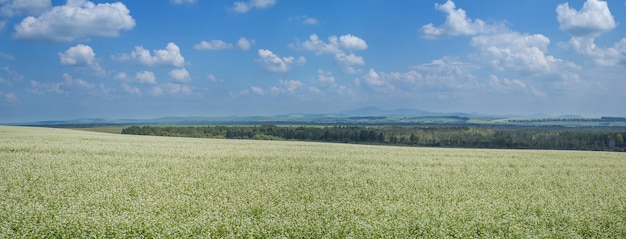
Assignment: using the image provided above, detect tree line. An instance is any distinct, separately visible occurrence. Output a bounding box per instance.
[121,125,626,152]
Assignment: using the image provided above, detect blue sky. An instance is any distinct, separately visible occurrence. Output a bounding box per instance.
[1,0,626,122]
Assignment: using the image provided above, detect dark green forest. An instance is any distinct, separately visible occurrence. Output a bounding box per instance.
[121,125,626,152]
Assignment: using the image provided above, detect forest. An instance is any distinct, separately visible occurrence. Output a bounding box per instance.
[121,125,626,152]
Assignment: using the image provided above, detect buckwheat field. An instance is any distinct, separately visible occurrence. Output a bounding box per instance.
[1,126,625,238]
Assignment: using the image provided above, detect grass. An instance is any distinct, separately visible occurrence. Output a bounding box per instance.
[1,126,625,238]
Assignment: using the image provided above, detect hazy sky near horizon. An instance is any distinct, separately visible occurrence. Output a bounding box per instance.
[1,0,626,122]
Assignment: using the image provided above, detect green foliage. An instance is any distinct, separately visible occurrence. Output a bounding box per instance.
[2,126,626,238]
[122,125,626,151]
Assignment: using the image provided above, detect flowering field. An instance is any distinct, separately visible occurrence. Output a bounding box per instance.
[1,126,625,238]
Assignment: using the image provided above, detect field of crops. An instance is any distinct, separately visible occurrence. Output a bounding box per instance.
[1,126,625,238]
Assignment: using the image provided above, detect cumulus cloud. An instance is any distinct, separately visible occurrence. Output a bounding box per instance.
[557,0,615,37]
[236,37,254,50]
[271,80,303,95]
[59,44,96,66]
[317,69,336,87]
[298,34,368,55]
[354,57,483,97]
[256,49,305,72]
[250,86,264,95]
[194,38,254,51]
[58,44,103,74]
[113,72,128,81]
[487,74,545,96]
[234,80,308,97]
[2,92,18,102]
[169,68,191,82]
[136,71,157,84]
[564,37,626,66]
[194,40,233,50]
[13,0,135,42]
[314,69,351,95]
[420,0,501,39]
[231,0,276,13]
[121,83,140,95]
[28,73,97,94]
[296,34,368,73]
[0,0,51,17]
[0,88,18,103]
[471,32,563,73]
[115,42,186,67]
[293,15,318,25]
[1,66,23,82]
[62,73,95,90]
[338,34,368,51]
[150,82,192,96]
[556,0,625,66]
[170,0,196,4]
[231,86,265,96]
[28,80,63,94]
[207,74,223,83]
[334,53,365,74]
[1,52,15,61]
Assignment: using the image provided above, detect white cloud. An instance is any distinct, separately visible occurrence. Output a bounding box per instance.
[59,45,95,65]
[28,73,99,95]
[121,83,140,95]
[58,44,103,74]
[298,34,341,55]
[136,71,157,84]
[256,49,305,72]
[361,68,389,87]
[13,0,135,42]
[1,66,23,82]
[170,0,196,4]
[471,32,563,73]
[114,72,128,81]
[334,53,365,74]
[3,92,18,102]
[116,42,186,67]
[420,0,501,39]
[294,15,318,25]
[207,74,223,83]
[231,0,276,13]
[250,86,264,95]
[1,0,51,17]
[317,69,336,87]
[62,73,95,90]
[269,80,303,95]
[194,40,234,50]
[231,86,265,96]
[412,56,477,74]
[355,58,482,96]
[169,68,191,82]
[150,82,192,96]
[194,38,254,51]
[0,19,5,30]
[298,34,368,55]
[487,74,544,96]
[28,80,64,94]
[563,37,626,66]
[556,0,625,66]
[339,34,368,51]
[557,0,615,37]
[0,89,18,103]
[296,34,368,73]
[0,52,15,61]
[236,37,254,50]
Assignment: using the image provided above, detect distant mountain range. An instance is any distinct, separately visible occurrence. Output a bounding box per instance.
[5,107,625,127]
